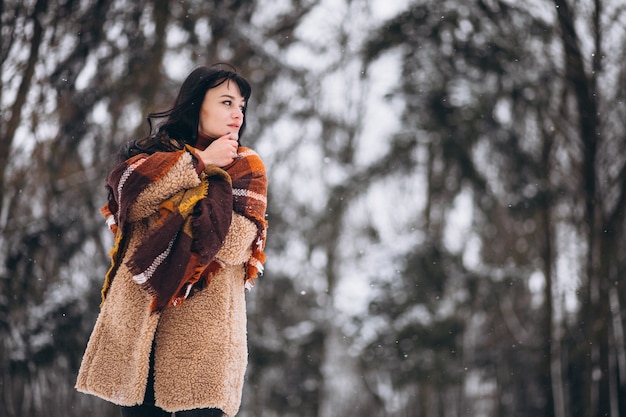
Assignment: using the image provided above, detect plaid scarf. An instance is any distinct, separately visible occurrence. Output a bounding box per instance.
[100,147,267,312]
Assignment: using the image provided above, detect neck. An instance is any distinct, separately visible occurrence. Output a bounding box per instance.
[196,131,216,150]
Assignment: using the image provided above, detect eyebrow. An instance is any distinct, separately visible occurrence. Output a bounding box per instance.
[219,94,246,104]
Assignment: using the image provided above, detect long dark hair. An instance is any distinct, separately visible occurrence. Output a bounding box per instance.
[121,63,252,160]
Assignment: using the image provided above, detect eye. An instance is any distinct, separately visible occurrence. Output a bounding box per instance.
[223,100,232,106]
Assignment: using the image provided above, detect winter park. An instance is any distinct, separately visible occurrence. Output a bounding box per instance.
[2,0,626,416]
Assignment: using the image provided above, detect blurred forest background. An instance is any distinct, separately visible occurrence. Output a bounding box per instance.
[2,0,626,416]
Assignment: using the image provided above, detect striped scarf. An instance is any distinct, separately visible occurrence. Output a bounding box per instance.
[100,147,267,312]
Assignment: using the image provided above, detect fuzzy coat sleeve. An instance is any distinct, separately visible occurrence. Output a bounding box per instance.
[126,152,203,222]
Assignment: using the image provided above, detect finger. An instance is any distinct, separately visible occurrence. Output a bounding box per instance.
[217,133,232,141]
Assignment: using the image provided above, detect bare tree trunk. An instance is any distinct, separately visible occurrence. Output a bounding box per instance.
[0,0,46,217]
[553,1,610,416]
[538,117,560,417]
[542,196,565,417]
[551,320,566,417]
[609,287,626,387]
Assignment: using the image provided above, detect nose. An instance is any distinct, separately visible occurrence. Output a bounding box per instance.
[233,107,243,120]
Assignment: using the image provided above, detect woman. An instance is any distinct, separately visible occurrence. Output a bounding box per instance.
[76,64,268,417]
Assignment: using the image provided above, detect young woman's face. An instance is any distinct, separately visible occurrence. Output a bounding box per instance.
[198,81,245,140]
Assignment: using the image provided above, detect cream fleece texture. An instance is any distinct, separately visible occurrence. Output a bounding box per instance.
[76,156,257,416]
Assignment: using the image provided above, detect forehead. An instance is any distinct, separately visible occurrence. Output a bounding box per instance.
[205,80,244,100]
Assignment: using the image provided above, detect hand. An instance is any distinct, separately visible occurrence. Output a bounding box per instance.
[196,133,239,167]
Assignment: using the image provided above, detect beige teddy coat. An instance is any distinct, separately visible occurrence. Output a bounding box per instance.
[76,153,258,416]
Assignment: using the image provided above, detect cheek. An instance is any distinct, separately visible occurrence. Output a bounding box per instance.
[199,108,212,125]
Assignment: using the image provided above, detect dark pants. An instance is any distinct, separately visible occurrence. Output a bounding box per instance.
[121,343,223,417]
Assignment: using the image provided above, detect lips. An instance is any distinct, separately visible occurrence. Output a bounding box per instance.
[228,124,241,130]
